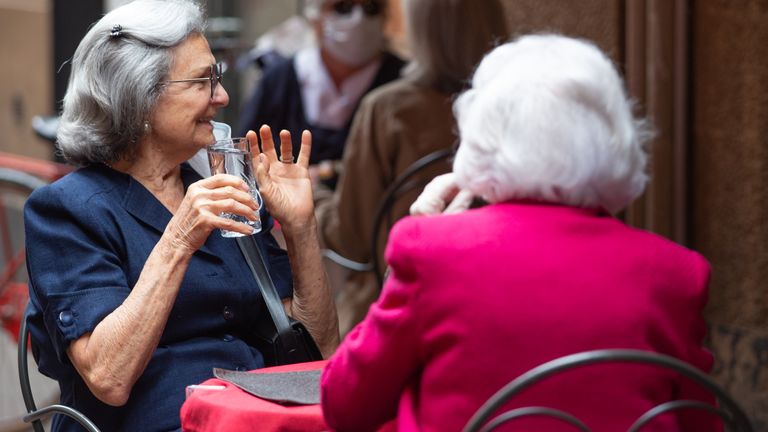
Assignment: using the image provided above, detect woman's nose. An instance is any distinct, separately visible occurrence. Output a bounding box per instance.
[212,82,229,106]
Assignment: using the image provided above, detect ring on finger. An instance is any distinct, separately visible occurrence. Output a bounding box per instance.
[280,155,294,163]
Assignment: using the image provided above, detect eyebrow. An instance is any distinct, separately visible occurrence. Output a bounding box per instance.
[189,64,212,76]
[169,62,211,80]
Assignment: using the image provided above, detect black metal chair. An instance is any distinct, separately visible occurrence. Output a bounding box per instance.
[369,148,454,287]
[463,349,753,432]
[18,304,101,432]
[321,148,454,284]
[320,248,373,272]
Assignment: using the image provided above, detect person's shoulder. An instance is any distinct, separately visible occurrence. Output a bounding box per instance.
[363,78,410,102]
[361,78,445,114]
[258,55,297,83]
[622,221,711,283]
[383,207,504,279]
[619,217,707,261]
[28,164,124,209]
[388,206,495,251]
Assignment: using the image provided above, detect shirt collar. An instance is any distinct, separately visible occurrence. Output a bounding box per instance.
[294,47,382,130]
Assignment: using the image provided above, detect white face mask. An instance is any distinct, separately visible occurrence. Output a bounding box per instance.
[321,5,385,67]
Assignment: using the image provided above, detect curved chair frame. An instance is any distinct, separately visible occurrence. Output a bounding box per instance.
[481,407,591,432]
[463,349,753,432]
[321,248,373,273]
[18,305,101,432]
[369,148,454,286]
[319,148,454,281]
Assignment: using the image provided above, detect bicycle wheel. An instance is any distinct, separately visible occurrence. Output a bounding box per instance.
[0,169,46,337]
[0,168,57,431]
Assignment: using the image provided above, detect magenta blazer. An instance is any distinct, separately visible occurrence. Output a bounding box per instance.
[321,202,716,432]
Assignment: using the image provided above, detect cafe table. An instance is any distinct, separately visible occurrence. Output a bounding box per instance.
[180,360,395,432]
[181,360,328,432]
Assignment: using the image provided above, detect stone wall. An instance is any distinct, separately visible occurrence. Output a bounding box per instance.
[0,1,54,159]
[691,0,768,428]
[501,0,622,59]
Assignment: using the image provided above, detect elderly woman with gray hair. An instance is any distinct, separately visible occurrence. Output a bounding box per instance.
[321,34,717,432]
[23,1,338,431]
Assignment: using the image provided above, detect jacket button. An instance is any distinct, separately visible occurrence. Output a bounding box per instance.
[223,306,235,321]
[58,310,74,326]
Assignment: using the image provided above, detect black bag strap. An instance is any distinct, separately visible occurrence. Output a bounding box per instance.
[236,235,301,347]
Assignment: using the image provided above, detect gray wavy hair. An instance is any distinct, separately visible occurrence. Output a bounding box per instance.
[453,34,651,213]
[57,0,206,166]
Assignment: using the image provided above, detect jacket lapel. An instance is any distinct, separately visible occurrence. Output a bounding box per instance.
[122,165,219,257]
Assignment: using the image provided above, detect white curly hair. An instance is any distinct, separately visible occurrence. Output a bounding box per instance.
[453,34,652,213]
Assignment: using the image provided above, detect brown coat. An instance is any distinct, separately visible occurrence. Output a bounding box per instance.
[317,78,456,263]
[315,78,456,332]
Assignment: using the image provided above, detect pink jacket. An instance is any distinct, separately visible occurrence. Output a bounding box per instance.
[321,202,715,432]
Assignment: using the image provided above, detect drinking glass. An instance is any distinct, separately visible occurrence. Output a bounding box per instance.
[207,137,263,237]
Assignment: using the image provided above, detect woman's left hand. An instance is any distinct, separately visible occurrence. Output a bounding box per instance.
[248,126,315,231]
[249,126,340,355]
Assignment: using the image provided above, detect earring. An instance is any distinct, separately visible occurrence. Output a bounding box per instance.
[143,121,151,132]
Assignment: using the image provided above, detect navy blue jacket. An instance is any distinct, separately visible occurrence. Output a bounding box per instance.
[24,163,292,431]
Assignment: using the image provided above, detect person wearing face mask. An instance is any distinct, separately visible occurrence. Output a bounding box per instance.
[236,0,405,189]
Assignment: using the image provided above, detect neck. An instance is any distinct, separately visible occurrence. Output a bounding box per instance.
[320,48,379,89]
[111,140,186,211]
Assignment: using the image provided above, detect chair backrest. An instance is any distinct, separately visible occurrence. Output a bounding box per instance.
[17,305,43,432]
[18,304,101,432]
[369,148,454,287]
[463,349,753,432]
[320,148,453,281]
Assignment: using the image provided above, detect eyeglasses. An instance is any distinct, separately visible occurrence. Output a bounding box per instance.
[329,0,384,17]
[162,62,223,100]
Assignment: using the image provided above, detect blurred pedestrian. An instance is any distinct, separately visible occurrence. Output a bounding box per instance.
[236,0,405,188]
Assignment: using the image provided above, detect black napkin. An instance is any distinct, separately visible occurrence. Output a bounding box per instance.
[213,368,322,405]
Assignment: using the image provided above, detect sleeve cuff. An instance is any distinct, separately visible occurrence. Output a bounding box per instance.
[43,286,130,363]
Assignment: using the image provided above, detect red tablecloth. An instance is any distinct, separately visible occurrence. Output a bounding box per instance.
[181,360,330,432]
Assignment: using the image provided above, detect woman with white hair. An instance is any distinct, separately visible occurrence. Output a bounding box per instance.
[24,1,338,430]
[320,34,717,431]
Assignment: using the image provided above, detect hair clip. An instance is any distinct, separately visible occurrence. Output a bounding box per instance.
[110,24,123,38]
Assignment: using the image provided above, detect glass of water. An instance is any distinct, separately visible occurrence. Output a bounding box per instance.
[206,137,263,237]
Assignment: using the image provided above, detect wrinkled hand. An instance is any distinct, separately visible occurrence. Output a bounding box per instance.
[410,173,475,216]
[248,126,315,231]
[164,175,259,252]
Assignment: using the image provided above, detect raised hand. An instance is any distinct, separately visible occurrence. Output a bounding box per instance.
[247,125,315,231]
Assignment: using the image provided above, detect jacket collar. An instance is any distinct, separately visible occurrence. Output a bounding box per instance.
[120,163,218,257]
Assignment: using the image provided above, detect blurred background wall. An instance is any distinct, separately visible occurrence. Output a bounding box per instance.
[0,0,765,427]
[0,0,52,160]
[691,1,768,424]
